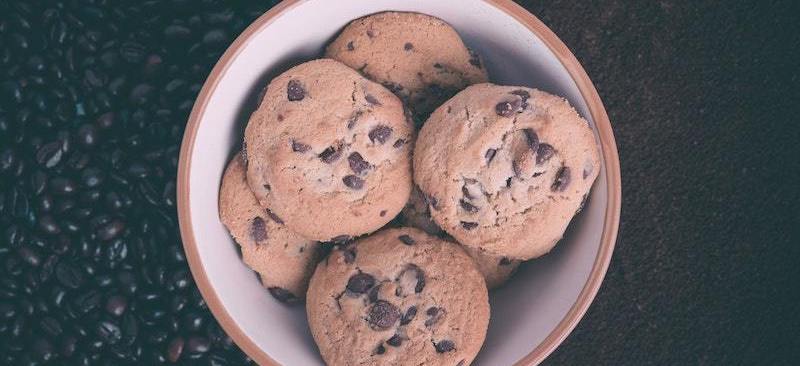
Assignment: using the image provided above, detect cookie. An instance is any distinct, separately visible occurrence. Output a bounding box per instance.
[244,59,413,242]
[326,11,489,124]
[399,187,520,289]
[413,84,601,260]
[218,153,319,303]
[306,228,489,366]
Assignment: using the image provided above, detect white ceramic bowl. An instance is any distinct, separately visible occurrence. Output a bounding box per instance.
[178,1,621,365]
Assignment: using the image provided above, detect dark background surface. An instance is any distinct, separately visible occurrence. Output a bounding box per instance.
[0,1,798,365]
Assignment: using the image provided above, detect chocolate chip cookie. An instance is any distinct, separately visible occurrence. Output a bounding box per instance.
[398,187,520,289]
[326,11,489,125]
[218,153,319,303]
[306,228,489,366]
[244,59,413,242]
[413,84,601,260]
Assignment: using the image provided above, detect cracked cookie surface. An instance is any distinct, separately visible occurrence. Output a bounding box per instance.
[398,187,520,289]
[413,84,601,260]
[244,59,413,241]
[218,153,319,302]
[326,11,489,125]
[306,227,489,366]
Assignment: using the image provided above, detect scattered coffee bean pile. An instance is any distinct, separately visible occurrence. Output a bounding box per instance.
[0,1,279,364]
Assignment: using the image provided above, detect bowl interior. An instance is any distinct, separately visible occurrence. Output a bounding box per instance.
[181,0,611,364]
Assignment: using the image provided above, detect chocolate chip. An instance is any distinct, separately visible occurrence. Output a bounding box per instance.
[468,48,482,69]
[366,29,375,38]
[459,199,478,213]
[387,335,402,347]
[510,89,530,108]
[368,284,381,302]
[347,273,375,294]
[365,94,381,105]
[347,110,363,129]
[393,139,405,148]
[277,114,284,121]
[398,235,415,245]
[286,79,305,101]
[342,175,364,189]
[367,301,400,330]
[425,307,444,327]
[583,164,593,179]
[291,140,310,153]
[348,152,370,175]
[401,306,417,325]
[495,99,522,117]
[342,247,356,264]
[433,63,443,69]
[375,344,386,355]
[485,149,497,164]
[435,340,456,353]
[266,209,284,225]
[368,125,393,144]
[250,217,267,242]
[318,145,342,163]
[523,129,539,151]
[552,166,571,192]
[506,177,513,187]
[347,41,354,51]
[499,257,512,266]
[404,42,413,51]
[267,287,298,304]
[461,221,478,230]
[380,210,387,217]
[536,143,555,164]
[395,265,425,296]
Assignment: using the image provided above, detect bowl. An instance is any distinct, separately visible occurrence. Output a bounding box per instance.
[177,0,621,364]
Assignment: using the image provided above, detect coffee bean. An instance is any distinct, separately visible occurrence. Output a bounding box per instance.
[536,143,555,164]
[347,273,375,294]
[343,175,365,189]
[368,125,393,144]
[435,340,456,353]
[105,295,127,317]
[96,320,122,344]
[368,300,400,330]
[49,177,76,195]
[552,166,571,192]
[267,287,298,304]
[36,141,64,168]
[287,79,305,101]
[186,336,211,355]
[166,337,184,362]
[398,234,415,245]
[348,152,370,175]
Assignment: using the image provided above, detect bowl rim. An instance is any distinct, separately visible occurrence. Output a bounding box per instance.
[177,1,621,365]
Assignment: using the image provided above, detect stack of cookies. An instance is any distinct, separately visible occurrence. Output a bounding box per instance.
[219,11,599,366]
